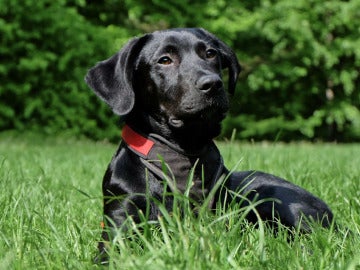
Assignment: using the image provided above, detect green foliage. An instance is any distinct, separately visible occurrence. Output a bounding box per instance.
[0,0,359,141]
[219,0,360,141]
[0,0,129,140]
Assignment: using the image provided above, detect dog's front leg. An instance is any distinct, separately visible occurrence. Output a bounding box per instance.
[96,192,153,263]
[95,157,166,264]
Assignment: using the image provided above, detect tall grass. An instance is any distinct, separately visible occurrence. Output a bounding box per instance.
[0,132,359,269]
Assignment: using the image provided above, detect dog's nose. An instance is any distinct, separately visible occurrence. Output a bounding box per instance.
[196,75,223,93]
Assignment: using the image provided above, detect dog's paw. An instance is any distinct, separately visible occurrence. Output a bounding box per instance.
[93,250,109,265]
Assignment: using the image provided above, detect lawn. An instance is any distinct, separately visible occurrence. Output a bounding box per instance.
[0,133,359,269]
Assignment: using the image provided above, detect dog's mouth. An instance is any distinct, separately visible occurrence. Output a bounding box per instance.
[168,107,227,129]
[169,117,184,128]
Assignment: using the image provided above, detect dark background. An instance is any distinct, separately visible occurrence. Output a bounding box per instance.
[1,0,359,142]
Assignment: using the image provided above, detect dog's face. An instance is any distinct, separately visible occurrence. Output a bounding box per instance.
[86,28,240,142]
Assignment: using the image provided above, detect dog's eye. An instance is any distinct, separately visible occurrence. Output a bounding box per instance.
[158,56,173,65]
[206,49,217,59]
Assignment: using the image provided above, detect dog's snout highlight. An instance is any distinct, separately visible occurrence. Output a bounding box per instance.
[196,75,223,93]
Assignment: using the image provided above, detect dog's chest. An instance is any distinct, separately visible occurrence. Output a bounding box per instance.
[143,140,223,201]
[121,125,224,202]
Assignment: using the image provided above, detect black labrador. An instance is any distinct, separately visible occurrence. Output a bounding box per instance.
[85,28,333,261]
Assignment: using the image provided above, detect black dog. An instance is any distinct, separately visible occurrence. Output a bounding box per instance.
[85,28,333,260]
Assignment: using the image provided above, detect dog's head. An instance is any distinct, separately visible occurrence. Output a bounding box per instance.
[86,28,241,143]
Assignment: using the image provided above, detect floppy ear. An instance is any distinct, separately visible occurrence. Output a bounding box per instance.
[85,35,150,115]
[217,40,242,95]
[195,28,241,95]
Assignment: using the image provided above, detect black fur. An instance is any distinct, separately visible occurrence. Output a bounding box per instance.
[85,28,333,263]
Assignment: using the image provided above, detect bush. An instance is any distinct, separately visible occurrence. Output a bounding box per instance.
[1,0,359,142]
[0,0,130,140]
[216,0,360,141]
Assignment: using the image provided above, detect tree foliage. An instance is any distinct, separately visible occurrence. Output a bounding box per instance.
[221,0,360,141]
[0,0,359,141]
[0,0,128,140]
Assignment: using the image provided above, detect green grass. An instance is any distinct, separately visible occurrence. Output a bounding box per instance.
[0,132,359,269]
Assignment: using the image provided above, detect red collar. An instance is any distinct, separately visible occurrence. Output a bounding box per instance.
[121,125,155,156]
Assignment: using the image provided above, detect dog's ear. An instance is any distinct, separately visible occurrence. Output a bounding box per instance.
[195,28,241,95]
[218,41,241,95]
[85,35,150,115]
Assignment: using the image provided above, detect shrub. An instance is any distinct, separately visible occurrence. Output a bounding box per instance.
[0,0,130,140]
[1,0,359,141]
[218,0,360,141]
